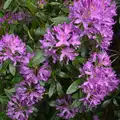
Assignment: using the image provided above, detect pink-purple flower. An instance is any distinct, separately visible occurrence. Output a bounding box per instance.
[69,0,116,49]
[0,34,26,64]
[16,80,45,106]
[40,22,81,63]
[7,95,33,120]
[79,52,119,108]
[56,95,78,119]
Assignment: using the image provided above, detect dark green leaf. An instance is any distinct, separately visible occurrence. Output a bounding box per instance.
[3,0,12,9]
[0,96,8,104]
[9,64,16,76]
[49,82,56,98]
[102,99,111,108]
[66,79,82,94]
[51,16,70,25]
[4,88,15,99]
[30,49,45,67]
[71,99,81,108]
[49,101,56,107]
[56,82,64,96]
[26,45,33,53]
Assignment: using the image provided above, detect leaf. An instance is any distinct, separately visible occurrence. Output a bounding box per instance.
[66,79,81,94]
[34,27,46,36]
[49,82,56,98]
[3,0,12,9]
[27,1,37,15]
[26,45,33,53]
[30,49,45,67]
[71,99,81,108]
[51,16,70,25]
[113,99,119,107]
[4,88,15,99]
[11,75,22,85]
[56,82,64,96]
[9,64,16,76]
[49,101,56,107]
[0,96,8,104]
[51,112,60,120]
[58,72,69,78]
[102,99,111,108]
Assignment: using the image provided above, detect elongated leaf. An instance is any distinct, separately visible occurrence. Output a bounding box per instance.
[30,49,45,67]
[9,64,16,76]
[49,82,56,98]
[3,0,12,9]
[66,79,82,94]
[56,82,64,96]
[51,16,70,25]
[4,88,15,99]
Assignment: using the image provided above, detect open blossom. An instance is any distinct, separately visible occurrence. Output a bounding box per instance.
[40,22,81,63]
[56,95,78,119]
[20,60,51,83]
[37,62,51,81]
[69,0,116,49]
[7,95,33,120]
[0,34,26,64]
[79,52,119,108]
[16,80,45,106]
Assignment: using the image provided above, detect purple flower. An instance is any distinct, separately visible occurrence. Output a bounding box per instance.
[56,95,78,119]
[93,115,99,120]
[20,59,51,83]
[79,52,119,108]
[37,62,51,81]
[16,80,45,106]
[40,22,81,63]
[7,95,33,120]
[38,0,46,5]
[60,47,78,63]
[0,34,26,65]
[69,0,116,49]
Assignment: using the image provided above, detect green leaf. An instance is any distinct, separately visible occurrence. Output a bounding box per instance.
[113,99,119,107]
[27,1,37,15]
[71,99,81,108]
[58,72,69,78]
[49,82,56,98]
[11,75,22,85]
[51,16,70,25]
[30,49,45,67]
[4,88,15,99]
[66,79,82,94]
[49,101,56,107]
[51,112,60,120]
[0,96,8,104]
[56,82,64,96]
[9,64,16,76]
[26,45,33,53]
[102,99,111,108]
[3,0,13,9]
[34,27,46,36]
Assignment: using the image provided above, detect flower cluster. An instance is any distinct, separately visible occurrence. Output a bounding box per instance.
[69,0,116,49]
[40,22,81,63]
[2,33,51,119]
[79,52,119,108]
[0,12,26,26]
[7,95,33,120]
[16,80,45,106]
[56,95,78,119]
[20,61,51,83]
[0,34,26,64]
